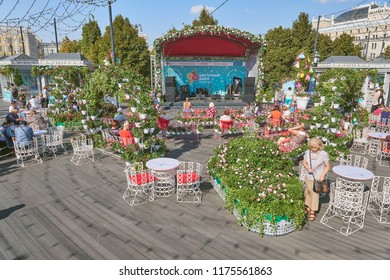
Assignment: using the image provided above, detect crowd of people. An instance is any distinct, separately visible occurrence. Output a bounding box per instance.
[1,92,52,149]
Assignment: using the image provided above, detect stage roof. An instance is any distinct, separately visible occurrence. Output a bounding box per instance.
[161,32,261,58]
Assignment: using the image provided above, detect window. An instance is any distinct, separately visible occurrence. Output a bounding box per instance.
[386,25,388,30]
[373,53,376,58]
[383,42,385,48]
[367,28,369,32]
[375,27,378,31]
[358,29,360,33]
[385,34,387,38]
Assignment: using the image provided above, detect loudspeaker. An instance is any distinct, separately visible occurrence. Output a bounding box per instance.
[165,76,176,86]
[243,77,256,101]
[244,77,255,88]
[165,85,176,102]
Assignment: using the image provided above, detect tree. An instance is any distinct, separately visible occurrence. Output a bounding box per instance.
[291,13,312,54]
[80,16,101,64]
[59,36,80,53]
[263,26,296,89]
[316,33,334,62]
[382,45,390,58]
[192,6,218,26]
[332,33,362,56]
[99,15,150,78]
[13,67,23,87]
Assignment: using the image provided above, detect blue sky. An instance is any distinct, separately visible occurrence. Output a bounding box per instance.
[0,0,374,46]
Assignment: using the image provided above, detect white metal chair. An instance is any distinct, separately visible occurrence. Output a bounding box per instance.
[339,154,369,169]
[43,129,68,157]
[320,177,369,236]
[123,162,155,206]
[176,161,202,203]
[13,138,43,167]
[70,135,94,165]
[350,128,369,154]
[376,140,390,167]
[368,176,390,223]
[30,124,40,130]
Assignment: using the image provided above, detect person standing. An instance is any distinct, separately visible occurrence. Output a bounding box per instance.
[275,89,285,107]
[302,138,331,221]
[10,83,18,101]
[372,87,382,112]
[284,87,294,107]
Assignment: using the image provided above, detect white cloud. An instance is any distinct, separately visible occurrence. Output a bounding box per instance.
[190,5,215,15]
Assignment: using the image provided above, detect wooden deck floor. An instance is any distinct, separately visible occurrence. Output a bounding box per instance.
[1,101,390,260]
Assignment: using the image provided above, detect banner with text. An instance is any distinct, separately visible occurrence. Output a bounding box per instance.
[163,60,247,95]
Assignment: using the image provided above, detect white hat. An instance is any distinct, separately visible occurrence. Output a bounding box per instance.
[117,108,123,113]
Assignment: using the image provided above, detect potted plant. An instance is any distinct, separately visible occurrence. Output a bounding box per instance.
[132,127,143,143]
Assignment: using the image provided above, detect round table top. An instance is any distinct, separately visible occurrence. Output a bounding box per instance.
[367,132,389,139]
[332,165,374,181]
[146,157,180,171]
[33,130,47,136]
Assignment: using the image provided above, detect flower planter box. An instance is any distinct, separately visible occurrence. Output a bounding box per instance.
[296,96,309,110]
[212,177,295,236]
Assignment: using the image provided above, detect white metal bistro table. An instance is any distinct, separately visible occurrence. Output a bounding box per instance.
[367,132,390,156]
[146,157,180,197]
[33,129,47,136]
[332,165,374,181]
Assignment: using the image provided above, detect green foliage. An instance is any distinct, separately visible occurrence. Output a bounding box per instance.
[99,15,150,78]
[207,136,306,232]
[192,6,218,26]
[332,33,362,57]
[316,68,365,113]
[383,45,390,59]
[80,17,102,64]
[0,65,13,77]
[59,36,80,53]
[13,68,23,87]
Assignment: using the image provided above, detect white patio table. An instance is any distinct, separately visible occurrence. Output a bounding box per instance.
[33,130,47,154]
[332,165,374,181]
[367,132,390,156]
[146,158,180,197]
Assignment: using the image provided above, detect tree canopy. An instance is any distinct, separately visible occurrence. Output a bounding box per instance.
[192,6,218,26]
[80,17,101,64]
[59,36,80,53]
[332,33,362,56]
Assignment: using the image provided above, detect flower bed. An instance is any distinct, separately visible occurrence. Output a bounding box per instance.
[208,136,305,236]
[212,176,295,236]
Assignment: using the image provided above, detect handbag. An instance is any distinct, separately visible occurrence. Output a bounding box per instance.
[309,150,329,193]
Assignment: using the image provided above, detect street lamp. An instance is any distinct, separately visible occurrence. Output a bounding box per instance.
[313,51,320,67]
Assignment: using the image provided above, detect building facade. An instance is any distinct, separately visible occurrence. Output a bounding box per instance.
[313,2,390,61]
[0,25,44,59]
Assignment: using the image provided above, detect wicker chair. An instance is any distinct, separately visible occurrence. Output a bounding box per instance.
[320,177,369,236]
[350,128,369,154]
[176,161,202,203]
[43,129,68,157]
[368,176,390,223]
[376,140,390,167]
[339,154,369,169]
[70,135,94,165]
[123,162,155,206]
[13,138,43,167]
